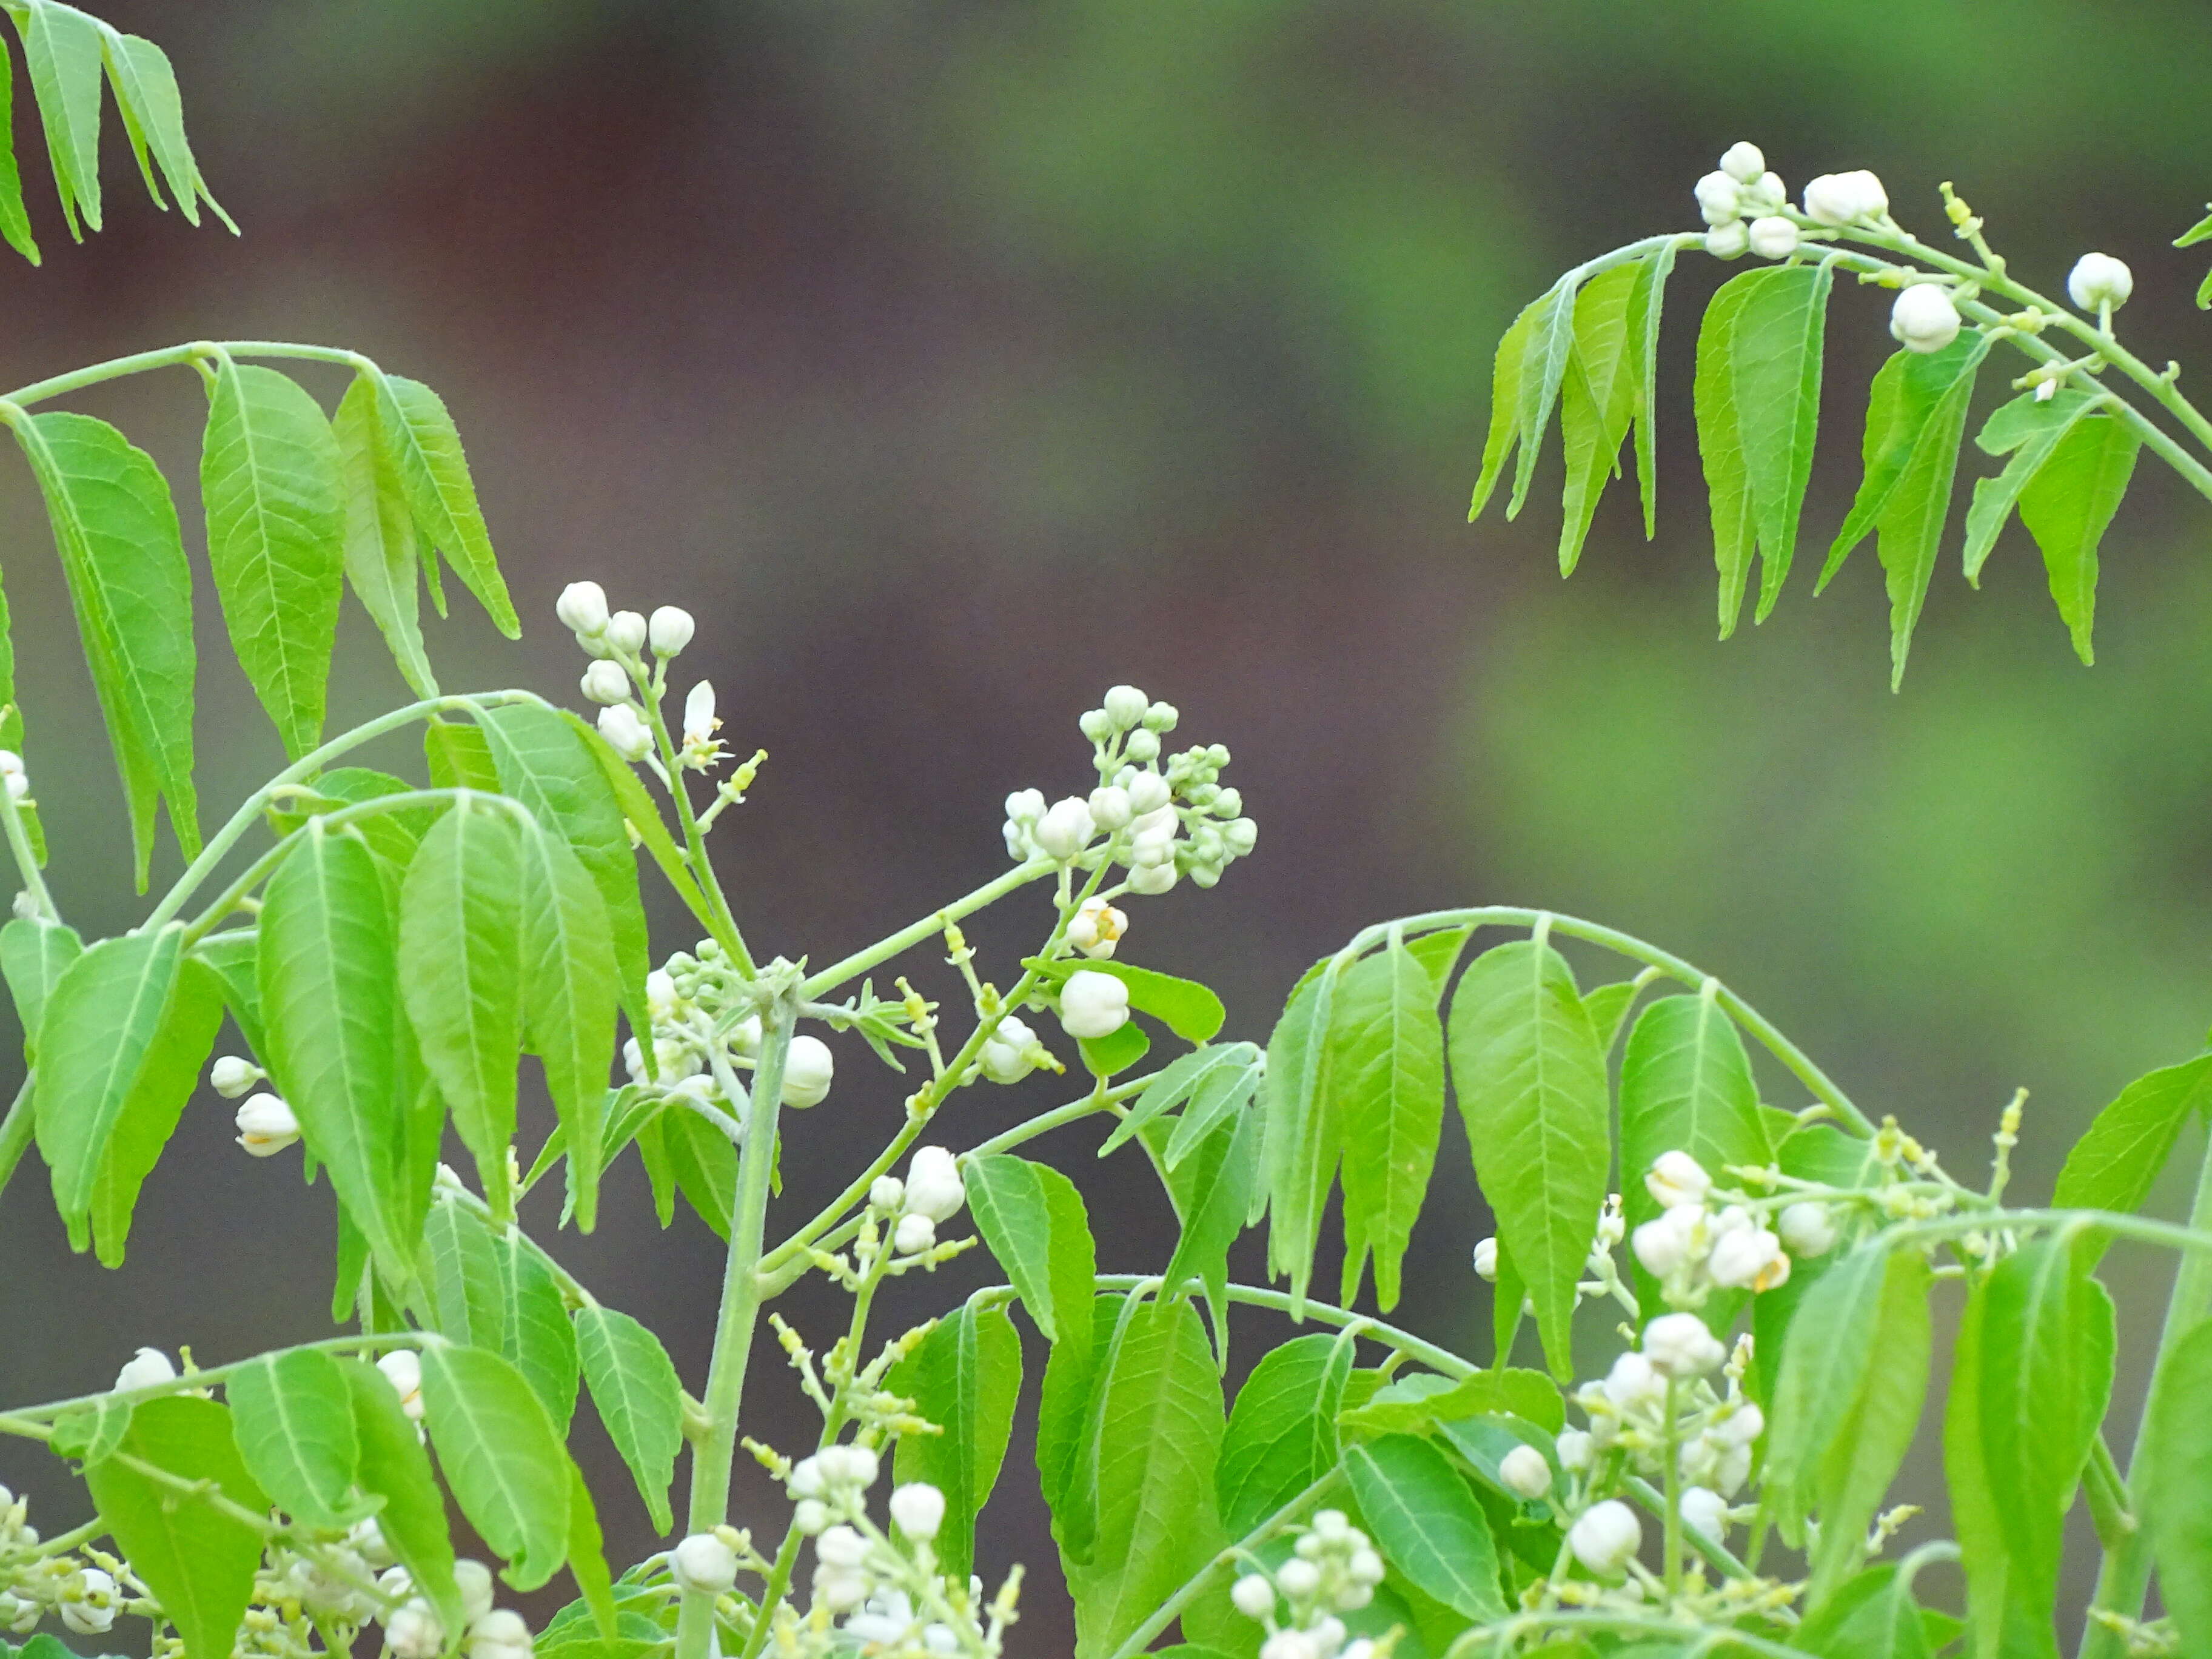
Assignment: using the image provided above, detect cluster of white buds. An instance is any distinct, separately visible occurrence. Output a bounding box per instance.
[1694,142,1792,261]
[1065,897,1127,960]
[0,751,31,804]
[234,1092,301,1158]
[1001,688,1256,896]
[281,1541,376,1623]
[1560,1323,1765,1499]
[872,1147,966,1258]
[375,1557,528,1659]
[1228,1510,1387,1659]
[626,950,837,1114]
[2068,252,2134,316]
[1056,970,1128,1042]
[1631,1151,1823,1306]
[554,582,726,776]
[0,1484,119,1638]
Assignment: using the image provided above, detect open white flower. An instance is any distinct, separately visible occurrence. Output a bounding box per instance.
[115,1347,176,1392]
[235,1092,301,1157]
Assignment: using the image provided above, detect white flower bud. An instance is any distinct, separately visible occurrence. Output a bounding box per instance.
[731,1016,761,1057]
[2068,252,2133,313]
[1631,1205,1698,1279]
[1748,216,1799,260]
[468,1609,531,1659]
[1260,1634,1319,1659]
[597,703,653,763]
[787,1456,824,1498]
[1034,797,1096,862]
[605,610,648,656]
[1079,708,1114,743]
[1472,1236,1499,1281]
[1719,142,1765,186]
[1644,1312,1728,1379]
[894,1212,937,1255]
[1567,1498,1642,1576]
[1127,860,1178,895]
[4,769,26,802]
[792,1498,828,1535]
[889,1482,946,1541]
[1555,1429,1594,1473]
[1124,728,1162,763]
[1704,221,1750,260]
[555,581,610,637]
[1803,169,1888,227]
[1058,970,1130,1040]
[1349,1545,1385,1585]
[781,1034,834,1108]
[1275,1557,1320,1600]
[1088,785,1133,832]
[1603,1349,1667,1413]
[235,1091,301,1157]
[683,681,717,746]
[1125,771,1171,815]
[580,660,631,705]
[1004,788,1045,824]
[210,1054,261,1098]
[1645,1150,1711,1210]
[378,1350,426,1420]
[1102,686,1150,728]
[115,1347,176,1392]
[649,606,696,657]
[1708,1224,1791,1291]
[1498,1443,1552,1500]
[1717,1401,1765,1447]
[870,1176,905,1212]
[1779,1201,1839,1258]
[646,969,679,1016]
[672,1533,738,1595]
[453,1560,496,1627]
[1891,284,1963,354]
[349,1517,396,1570]
[1230,1574,1276,1620]
[387,1602,444,1659]
[821,1444,879,1488]
[905,1146,966,1222]
[1741,170,1788,214]
[1680,1485,1729,1541]
[814,1566,870,1614]
[816,1525,868,1570]
[1694,170,1743,226]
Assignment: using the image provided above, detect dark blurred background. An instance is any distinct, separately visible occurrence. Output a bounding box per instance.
[5,0,2212,1642]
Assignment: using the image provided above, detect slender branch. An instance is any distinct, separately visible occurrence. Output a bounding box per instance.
[1624,1475,1750,1580]
[0,1074,35,1210]
[629,665,754,977]
[2,340,375,409]
[3,1332,428,1422]
[0,762,58,922]
[799,858,1056,1003]
[1442,1611,1816,1659]
[1090,1276,1476,1378]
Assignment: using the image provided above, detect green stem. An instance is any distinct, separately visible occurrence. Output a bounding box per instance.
[798,858,1056,1002]
[1103,1467,1347,1659]
[0,766,58,922]
[631,667,754,976]
[2,340,374,409]
[0,1074,34,1210]
[4,1331,427,1422]
[2082,1432,2135,1550]
[674,999,793,1659]
[1623,1475,1749,1580]
[1090,1276,1475,1377]
[1661,1378,1684,1596]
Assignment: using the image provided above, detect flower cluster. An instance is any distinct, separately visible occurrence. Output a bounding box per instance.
[0,1483,134,1638]
[1631,1150,1835,1307]
[1000,686,1256,896]
[622,941,839,1129]
[870,1145,968,1259]
[362,1551,531,1659]
[557,581,731,782]
[1692,142,1793,261]
[1558,1313,1765,1509]
[209,1055,307,1160]
[1227,1509,1388,1659]
[0,750,31,805]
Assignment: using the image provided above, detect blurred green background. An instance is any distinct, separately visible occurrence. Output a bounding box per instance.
[6,0,2212,1640]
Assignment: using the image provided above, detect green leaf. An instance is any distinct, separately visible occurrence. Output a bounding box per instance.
[1345,1367,1563,1439]
[962,1153,1096,1350]
[892,1301,1024,1580]
[1,913,79,1062]
[495,1231,580,1432]
[1064,1296,1227,1659]
[0,39,39,263]
[422,1201,508,1349]
[2054,1053,2212,1216]
[200,360,346,757]
[1797,1565,1934,1659]
[333,376,437,699]
[10,409,199,882]
[563,1461,618,1641]
[1446,937,1609,1379]
[1262,959,1339,1315]
[1029,955,1226,1043]
[1470,292,1540,521]
[1962,389,2099,583]
[373,374,518,637]
[400,800,525,1200]
[1039,1295,1123,1543]
[15,0,103,238]
[1555,262,1642,577]
[1618,990,1772,1315]
[1510,277,1581,518]
[260,822,416,1278]
[224,1348,366,1529]
[2139,1316,2212,1655]
[1945,1279,2059,1659]
[475,704,650,1043]
[2016,411,2139,666]
[340,1357,462,1635]
[419,1343,572,1591]
[1335,926,1450,1310]
[1819,335,1995,687]
[1101,1042,1248,1158]
[82,1397,266,1659]
[1694,272,1758,638]
[661,1103,737,1238]
[50,1394,131,1467]
[1766,1242,1896,1545]
[565,711,712,928]
[1153,1106,1262,1349]
[1805,1252,1932,1607]
[1342,1433,1507,1621]
[2179,207,2212,248]
[1978,1231,2115,1613]
[1215,1332,1349,1535]
[576,1305,683,1534]
[190,928,263,1054]
[1164,1042,1264,1168]
[1079,1019,1150,1078]
[96,26,229,229]
[1627,241,1677,538]
[518,821,618,1232]
[427,717,501,793]
[272,766,434,871]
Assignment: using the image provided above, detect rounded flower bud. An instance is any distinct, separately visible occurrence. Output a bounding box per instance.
[648,606,696,657]
[1230,1573,1276,1620]
[821,1444,879,1489]
[1102,686,1150,728]
[1222,814,1258,856]
[1275,1557,1320,1600]
[1748,215,1799,260]
[1472,1236,1499,1281]
[1603,1349,1667,1414]
[780,1034,834,1109]
[792,1498,828,1535]
[1740,170,1788,215]
[1719,142,1765,186]
[1891,284,1963,354]
[1059,970,1130,1041]
[1779,1201,1839,1258]
[814,1566,870,1614]
[1079,708,1114,743]
[1124,771,1171,816]
[387,1601,444,1659]
[210,1054,261,1098]
[555,581,610,637]
[1708,1224,1791,1292]
[1087,785,1133,833]
[1124,728,1162,764]
[468,1609,532,1659]
[2068,251,2134,313]
[1631,1206,1698,1279]
[1645,1150,1711,1210]
[672,1533,739,1595]
[1704,221,1750,260]
[1567,1498,1643,1576]
[596,703,653,763]
[349,1516,397,1570]
[978,1014,1038,1085]
[1127,860,1178,896]
[580,660,631,706]
[905,1145,966,1222]
[605,610,648,656]
[1143,699,1179,732]
[1803,169,1888,227]
[816,1524,868,1571]
[1004,788,1045,825]
[452,1560,496,1627]
[115,1346,177,1392]
[1498,1443,1552,1500]
[888,1482,947,1541]
[378,1349,426,1420]
[235,1091,302,1157]
[1717,1400,1765,1447]
[1034,797,1096,862]
[1555,1428,1594,1473]
[1643,1312,1728,1379]
[1259,1637,1318,1659]
[1694,170,1742,227]
[893,1212,937,1255]
[1680,1484,1729,1541]
[868,1175,905,1212]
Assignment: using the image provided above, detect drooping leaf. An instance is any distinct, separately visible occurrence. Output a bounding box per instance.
[660,1104,737,1239]
[1470,292,1540,521]
[1446,938,1609,1378]
[1215,1333,1350,1536]
[1334,926,1451,1310]
[2054,1053,2212,1217]
[575,1304,683,1534]
[495,1231,580,1432]
[892,1301,1024,1580]
[1766,1242,1895,1544]
[517,822,618,1232]
[963,1153,1096,1352]
[1797,1564,1936,1659]
[1627,240,1678,537]
[10,409,199,882]
[1262,959,1338,1315]
[83,948,224,1267]
[15,0,104,237]
[2016,411,2139,666]
[1962,389,2101,583]
[333,376,437,699]
[340,1357,462,1634]
[1555,262,1641,577]
[419,1343,572,1591]
[200,360,347,757]
[224,1348,366,1530]
[426,717,500,793]
[563,1461,617,1641]
[1342,1433,1507,1621]
[1806,1252,1932,1607]
[1344,1367,1564,1439]
[2140,1316,2212,1655]
[373,374,518,637]
[1945,1279,2060,1659]
[190,929,263,1054]
[1102,1042,1248,1158]
[1039,1295,1123,1544]
[421,1200,508,1350]
[1,913,79,1062]
[1153,1106,1262,1351]
[1509,276,1581,518]
[1164,1042,1264,1168]
[96,26,229,229]
[0,39,38,263]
